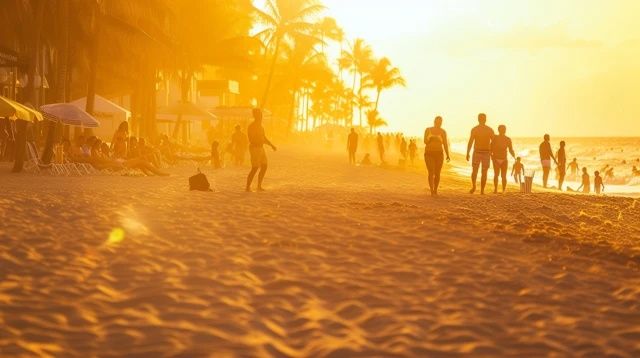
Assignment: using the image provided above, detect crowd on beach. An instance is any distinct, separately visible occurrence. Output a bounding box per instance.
[341,113,640,196]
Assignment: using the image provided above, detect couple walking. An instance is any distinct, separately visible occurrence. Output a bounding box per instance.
[422,113,515,196]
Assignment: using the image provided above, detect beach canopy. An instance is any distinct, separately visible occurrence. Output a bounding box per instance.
[40,103,100,128]
[157,101,217,122]
[0,96,43,122]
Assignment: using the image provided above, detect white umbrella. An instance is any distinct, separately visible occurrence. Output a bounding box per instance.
[40,103,100,128]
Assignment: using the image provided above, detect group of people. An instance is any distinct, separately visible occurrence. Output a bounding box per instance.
[343,113,618,197]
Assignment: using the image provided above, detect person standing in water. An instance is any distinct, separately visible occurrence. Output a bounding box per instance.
[594,171,605,194]
[246,109,276,192]
[557,141,567,191]
[491,125,516,193]
[424,116,451,196]
[577,167,590,194]
[539,134,557,188]
[568,158,579,177]
[466,113,495,194]
[347,128,358,165]
[377,133,385,164]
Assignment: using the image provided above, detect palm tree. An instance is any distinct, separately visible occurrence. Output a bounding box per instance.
[254,0,325,109]
[366,109,387,134]
[340,38,374,127]
[364,57,406,111]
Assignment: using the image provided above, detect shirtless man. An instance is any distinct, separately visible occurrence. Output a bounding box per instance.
[557,140,567,191]
[246,109,277,192]
[491,125,515,193]
[466,113,495,194]
[539,134,557,188]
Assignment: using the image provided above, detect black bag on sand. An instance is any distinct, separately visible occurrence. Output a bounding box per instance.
[189,168,213,191]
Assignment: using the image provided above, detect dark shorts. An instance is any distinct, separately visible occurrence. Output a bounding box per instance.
[425,151,444,174]
[473,151,491,169]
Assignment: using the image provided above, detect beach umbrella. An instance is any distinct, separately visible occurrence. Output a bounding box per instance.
[40,103,100,128]
[0,96,43,122]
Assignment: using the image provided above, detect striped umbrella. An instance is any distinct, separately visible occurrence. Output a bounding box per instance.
[40,103,100,128]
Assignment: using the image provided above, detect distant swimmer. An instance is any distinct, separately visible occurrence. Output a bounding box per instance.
[605,166,615,181]
[577,167,590,194]
[491,124,516,193]
[466,113,495,194]
[246,109,277,192]
[557,140,567,191]
[377,132,385,164]
[594,171,605,194]
[512,157,525,184]
[424,116,451,197]
[568,158,579,176]
[347,128,358,165]
[633,166,640,177]
[538,134,557,188]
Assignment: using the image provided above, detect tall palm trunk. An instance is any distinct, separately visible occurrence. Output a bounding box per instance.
[374,88,381,112]
[260,35,282,110]
[13,0,46,173]
[85,1,101,136]
[42,0,70,164]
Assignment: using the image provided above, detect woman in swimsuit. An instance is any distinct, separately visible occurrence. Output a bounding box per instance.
[424,116,451,196]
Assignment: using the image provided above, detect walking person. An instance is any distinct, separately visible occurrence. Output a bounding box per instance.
[246,109,277,192]
[377,133,385,164]
[424,116,450,196]
[231,125,247,166]
[347,128,358,165]
[466,113,495,194]
[408,139,417,166]
[491,125,515,193]
[539,134,557,188]
[557,141,567,191]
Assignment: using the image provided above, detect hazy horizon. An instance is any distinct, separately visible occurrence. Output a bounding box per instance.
[323,0,640,138]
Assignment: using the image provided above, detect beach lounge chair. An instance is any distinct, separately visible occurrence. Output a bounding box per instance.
[24,142,67,175]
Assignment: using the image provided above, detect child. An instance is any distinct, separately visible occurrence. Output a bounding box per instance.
[577,167,590,194]
[211,141,221,169]
[511,157,525,184]
[594,171,605,194]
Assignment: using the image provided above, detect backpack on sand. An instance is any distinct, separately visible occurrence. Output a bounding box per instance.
[189,168,213,191]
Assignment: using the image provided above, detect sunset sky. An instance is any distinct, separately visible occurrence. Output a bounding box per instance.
[322,0,640,138]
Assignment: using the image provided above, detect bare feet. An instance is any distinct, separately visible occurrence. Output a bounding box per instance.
[245,187,252,192]
[469,186,476,194]
[257,187,265,192]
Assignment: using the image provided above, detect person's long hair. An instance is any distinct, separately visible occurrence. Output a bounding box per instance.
[117,121,129,134]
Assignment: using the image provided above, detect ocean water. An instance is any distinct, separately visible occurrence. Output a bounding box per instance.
[450,137,640,196]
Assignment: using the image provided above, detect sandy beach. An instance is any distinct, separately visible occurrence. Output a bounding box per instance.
[1,147,640,357]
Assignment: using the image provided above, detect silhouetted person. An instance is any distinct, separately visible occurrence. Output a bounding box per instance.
[633,166,640,177]
[347,128,358,165]
[466,113,495,194]
[377,133,385,163]
[400,136,408,159]
[568,158,579,176]
[424,116,450,196]
[594,171,605,194]
[557,140,567,191]
[231,125,247,165]
[605,166,614,181]
[211,141,221,169]
[577,167,590,194]
[408,139,417,165]
[491,124,515,193]
[512,157,525,184]
[246,109,276,192]
[539,134,557,188]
